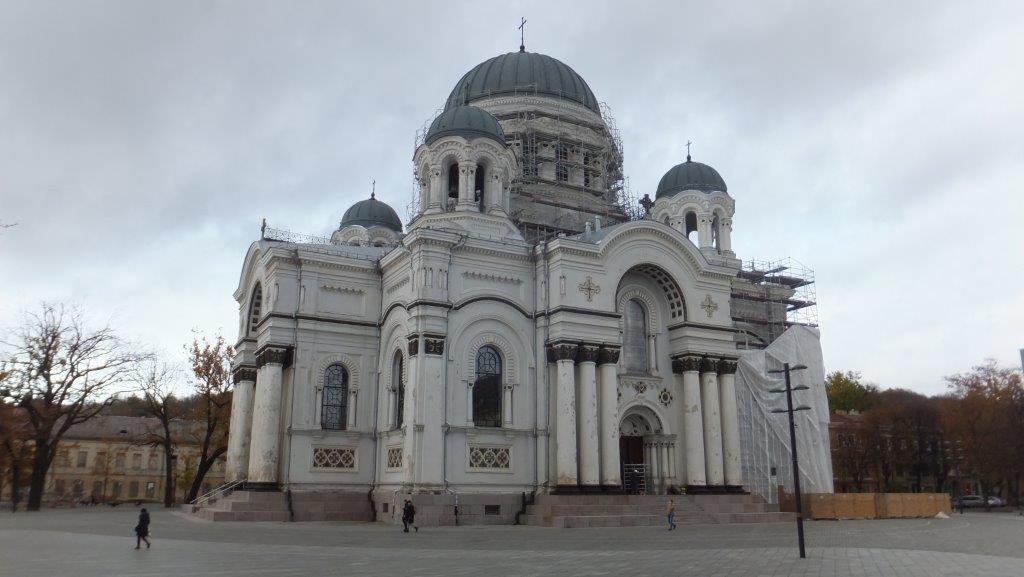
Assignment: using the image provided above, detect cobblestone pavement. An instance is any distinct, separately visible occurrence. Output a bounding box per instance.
[1,508,1023,576]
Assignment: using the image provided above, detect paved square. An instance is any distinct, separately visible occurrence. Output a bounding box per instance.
[1,508,1023,576]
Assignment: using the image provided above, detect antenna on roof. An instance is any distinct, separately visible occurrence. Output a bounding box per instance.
[371,179,376,199]
[518,17,527,52]
[686,140,692,162]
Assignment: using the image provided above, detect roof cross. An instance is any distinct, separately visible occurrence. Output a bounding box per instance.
[371,179,375,199]
[686,140,692,162]
[518,17,527,52]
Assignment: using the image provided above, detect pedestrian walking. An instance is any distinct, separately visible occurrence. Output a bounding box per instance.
[402,499,418,533]
[134,508,151,549]
[666,498,677,531]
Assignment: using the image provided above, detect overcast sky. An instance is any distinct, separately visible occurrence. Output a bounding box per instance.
[1,1,1022,395]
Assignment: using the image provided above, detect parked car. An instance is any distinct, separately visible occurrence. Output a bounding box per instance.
[987,496,1006,507]
[953,495,986,508]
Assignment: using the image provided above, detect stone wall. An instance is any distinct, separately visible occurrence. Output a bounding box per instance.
[779,489,952,519]
[372,491,524,526]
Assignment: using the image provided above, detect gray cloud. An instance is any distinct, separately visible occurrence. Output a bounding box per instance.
[1,0,1022,394]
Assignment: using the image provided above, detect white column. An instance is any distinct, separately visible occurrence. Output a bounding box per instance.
[659,441,670,489]
[643,440,654,490]
[456,162,474,210]
[226,369,256,482]
[247,348,288,485]
[502,383,513,427]
[426,165,443,213]
[553,344,579,487]
[598,347,621,487]
[675,357,706,486]
[719,360,743,487]
[720,217,733,254]
[577,345,600,488]
[647,333,658,374]
[697,213,712,248]
[666,440,677,485]
[347,389,357,430]
[485,172,503,214]
[701,358,725,486]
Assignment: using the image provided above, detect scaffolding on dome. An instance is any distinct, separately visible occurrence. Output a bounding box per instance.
[731,257,818,349]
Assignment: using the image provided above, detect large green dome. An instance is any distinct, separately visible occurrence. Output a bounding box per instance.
[445,51,600,113]
[340,194,402,232]
[425,105,506,145]
[655,158,728,198]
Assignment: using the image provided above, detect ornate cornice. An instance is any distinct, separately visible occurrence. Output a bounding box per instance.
[462,270,523,285]
[321,284,366,294]
[598,346,621,365]
[256,346,292,369]
[232,366,257,384]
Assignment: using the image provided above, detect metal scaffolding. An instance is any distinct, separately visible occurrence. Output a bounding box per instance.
[732,257,818,349]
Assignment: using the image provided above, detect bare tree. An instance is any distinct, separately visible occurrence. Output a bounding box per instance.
[182,333,232,503]
[0,303,145,511]
[137,360,181,507]
[0,399,33,512]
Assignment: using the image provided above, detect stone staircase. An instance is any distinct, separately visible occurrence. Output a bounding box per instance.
[191,490,373,522]
[521,493,795,528]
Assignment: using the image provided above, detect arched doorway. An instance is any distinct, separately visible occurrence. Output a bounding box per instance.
[619,410,660,494]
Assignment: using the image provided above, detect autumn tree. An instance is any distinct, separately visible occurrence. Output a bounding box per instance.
[0,304,145,510]
[137,360,181,507]
[825,371,879,413]
[182,333,233,503]
[0,399,34,511]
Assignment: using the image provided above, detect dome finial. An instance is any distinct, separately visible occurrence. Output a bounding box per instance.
[518,17,527,52]
[371,179,375,199]
[686,140,692,162]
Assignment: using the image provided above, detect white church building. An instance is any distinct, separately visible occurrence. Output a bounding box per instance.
[216,47,833,526]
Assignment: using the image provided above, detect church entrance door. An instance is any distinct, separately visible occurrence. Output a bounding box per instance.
[619,412,655,494]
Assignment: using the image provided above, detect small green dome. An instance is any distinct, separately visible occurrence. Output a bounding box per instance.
[340,194,402,232]
[655,158,728,198]
[425,105,506,146]
[445,51,600,113]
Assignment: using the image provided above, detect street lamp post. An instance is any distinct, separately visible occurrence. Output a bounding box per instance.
[768,362,812,559]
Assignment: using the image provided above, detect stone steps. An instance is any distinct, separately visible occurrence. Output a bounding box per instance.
[190,490,373,522]
[522,493,793,528]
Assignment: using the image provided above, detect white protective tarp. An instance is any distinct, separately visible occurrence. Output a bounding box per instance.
[735,325,834,503]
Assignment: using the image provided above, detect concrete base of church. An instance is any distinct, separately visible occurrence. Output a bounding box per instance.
[241,482,280,492]
[522,493,792,528]
[192,489,373,522]
[685,485,747,495]
[372,491,523,527]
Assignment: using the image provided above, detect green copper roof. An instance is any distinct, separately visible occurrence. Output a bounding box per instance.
[425,105,506,146]
[340,194,403,232]
[655,158,728,198]
[445,51,600,113]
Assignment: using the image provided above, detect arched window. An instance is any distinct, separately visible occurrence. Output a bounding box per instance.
[392,351,404,429]
[321,364,348,430]
[447,163,459,200]
[684,212,698,244]
[711,214,721,251]
[623,299,648,374]
[247,284,262,336]
[474,163,486,209]
[473,346,502,428]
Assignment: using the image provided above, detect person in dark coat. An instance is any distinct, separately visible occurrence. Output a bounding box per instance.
[134,508,151,549]
[401,499,417,533]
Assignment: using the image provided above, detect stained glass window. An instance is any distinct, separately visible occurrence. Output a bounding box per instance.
[473,346,502,428]
[322,364,348,430]
[623,299,648,374]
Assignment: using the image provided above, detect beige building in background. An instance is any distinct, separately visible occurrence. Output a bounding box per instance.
[3,415,226,506]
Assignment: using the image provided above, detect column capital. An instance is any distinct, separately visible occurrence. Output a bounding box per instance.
[700,357,719,374]
[255,346,291,369]
[424,334,445,356]
[578,344,600,364]
[597,345,620,365]
[547,342,579,362]
[672,355,702,374]
[718,359,738,375]
[232,366,258,384]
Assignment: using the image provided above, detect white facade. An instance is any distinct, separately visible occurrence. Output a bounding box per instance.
[224,49,828,507]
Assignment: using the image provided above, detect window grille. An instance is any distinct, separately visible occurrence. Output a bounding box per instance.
[468,445,511,469]
[312,446,356,469]
[386,446,403,469]
[322,364,348,430]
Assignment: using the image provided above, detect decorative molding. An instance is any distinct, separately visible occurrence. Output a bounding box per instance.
[462,270,523,285]
[311,446,357,471]
[548,342,579,363]
[672,355,702,374]
[578,276,601,302]
[321,284,365,294]
[616,286,660,332]
[386,446,403,470]
[701,294,719,318]
[468,444,512,471]
[578,344,600,363]
[385,275,411,295]
[658,388,673,407]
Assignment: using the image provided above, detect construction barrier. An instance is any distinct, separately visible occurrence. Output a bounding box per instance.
[778,489,952,519]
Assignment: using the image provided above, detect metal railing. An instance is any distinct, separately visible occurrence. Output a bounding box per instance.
[191,479,243,508]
